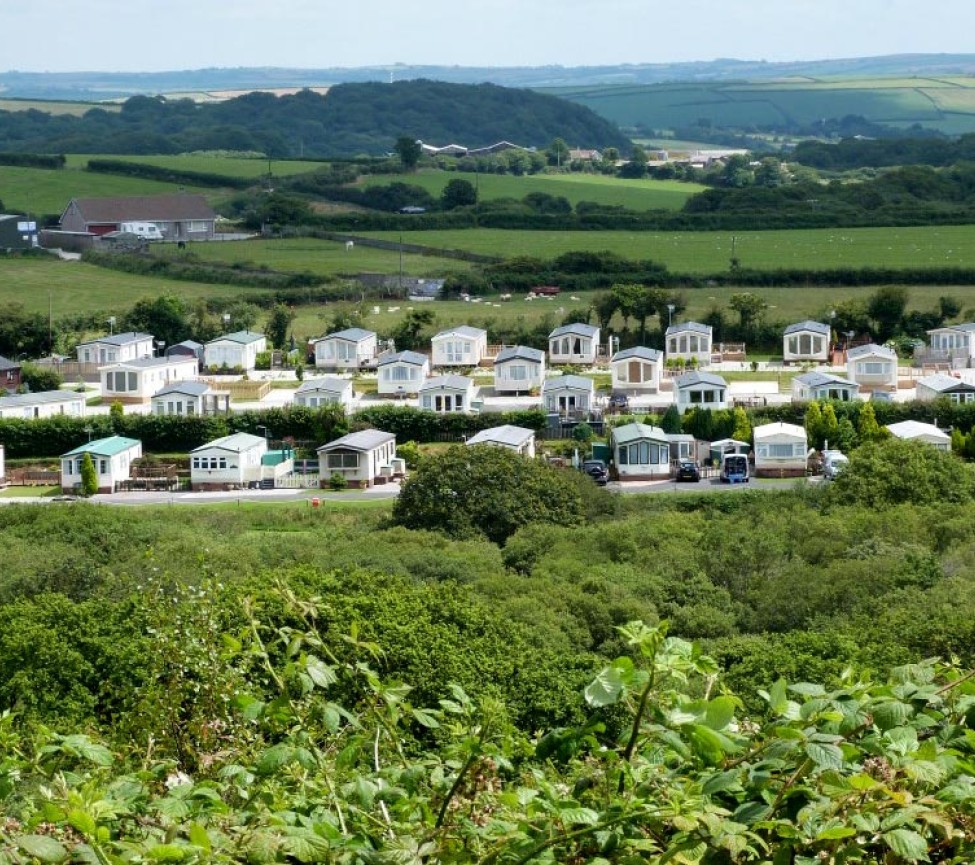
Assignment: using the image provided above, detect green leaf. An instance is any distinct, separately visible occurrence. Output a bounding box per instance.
[58,735,113,766]
[873,701,913,731]
[304,656,336,689]
[146,844,190,862]
[255,743,294,775]
[188,823,211,852]
[279,828,330,863]
[882,829,930,862]
[805,741,844,770]
[817,825,857,841]
[705,695,736,731]
[789,682,826,697]
[411,707,440,728]
[67,809,97,837]
[16,836,69,863]
[584,657,634,708]
[559,807,599,826]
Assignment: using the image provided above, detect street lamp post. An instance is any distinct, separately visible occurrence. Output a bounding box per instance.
[667,303,675,329]
[156,340,166,358]
[257,424,271,450]
[107,316,116,336]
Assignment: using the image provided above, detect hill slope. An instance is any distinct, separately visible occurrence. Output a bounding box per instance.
[0,81,630,157]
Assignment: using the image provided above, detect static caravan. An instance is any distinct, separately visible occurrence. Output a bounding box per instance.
[611,422,671,481]
[542,375,595,415]
[313,328,378,371]
[915,373,975,404]
[847,344,898,392]
[548,323,601,366]
[674,371,728,413]
[466,425,536,457]
[431,326,487,368]
[792,372,860,403]
[494,346,545,394]
[418,375,477,414]
[783,321,831,364]
[885,420,950,451]
[665,322,712,367]
[377,351,429,396]
[61,436,142,494]
[295,377,355,410]
[753,422,808,478]
[611,346,662,393]
[317,429,398,488]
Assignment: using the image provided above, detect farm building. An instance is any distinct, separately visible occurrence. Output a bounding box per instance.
[466,425,536,457]
[377,351,429,396]
[494,346,545,394]
[753,422,809,478]
[665,322,713,366]
[542,375,596,415]
[317,429,400,489]
[0,214,34,251]
[77,332,154,365]
[59,194,216,240]
[846,344,898,392]
[791,371,860,403]
[611,422,671,481]
[100,356,198,404]
[431,326,488,367]
[610,346,663,393]
[915,373,975,403]
[61,436,142,494]
[295,377,355,410]
[0,390,86,419]
[783,321,831,364]
[312,328,378,371]
[548,323,601,366]
[151,381,230,416]
[418,375,478,414]
[204,331,267,372]
[674,371,728,413]
[885,420,951,451]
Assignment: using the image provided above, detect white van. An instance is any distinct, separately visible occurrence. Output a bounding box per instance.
[822,450,849,480]
[120,221,164,241]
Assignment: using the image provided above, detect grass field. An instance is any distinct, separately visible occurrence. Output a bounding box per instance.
[359,224,975,272]
[360,170,704,211]
[63,154,328,178]
[0,98,117,116]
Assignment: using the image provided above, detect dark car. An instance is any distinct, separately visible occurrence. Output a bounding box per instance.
[608,392,629,412]
[581,459,609,485]
[675,460,701,482]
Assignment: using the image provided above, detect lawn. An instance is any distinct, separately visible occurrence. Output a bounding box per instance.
[358,224,975,272]
[359,169,704,211]
[0,486,60,498]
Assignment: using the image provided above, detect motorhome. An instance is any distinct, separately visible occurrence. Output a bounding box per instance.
[720,453,749,484]
[120,221,164,241]
[822,450,849,480]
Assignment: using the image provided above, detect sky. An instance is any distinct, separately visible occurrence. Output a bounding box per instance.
[3,0,975,73]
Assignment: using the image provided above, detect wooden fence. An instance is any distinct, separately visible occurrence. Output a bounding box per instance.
[199,378,271,401]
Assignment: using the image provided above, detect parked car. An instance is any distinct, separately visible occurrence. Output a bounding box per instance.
[608,392,629,412]
[822,449,849,480]
[581,459,609,485]
[675,459,701,482]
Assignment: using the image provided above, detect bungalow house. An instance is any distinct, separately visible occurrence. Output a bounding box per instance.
[59,194,216,241]
[791,371,861,403]
[0,356,22,391]
[61,435,141,493]
[611,346,663,393]
[431,326,488,367]
[467,425,536,457]
[312,328,378,371]
[0,389,86,419]
[204,331,267,372]
[418,375,477,414]
[190,432,267,490]
[542,375,595,415]
[753,422,808,478]
[847,344,898,391]
[665,322,713,367]
[885,420,951,451]
[548,323,601,366]
[165,340,204,367]
[100,356,199,404]
[317,429,398,488]
[295,377,355,410]
[494,345,545,394]
[915,373,975,404]
[611,422,671,481]
[151,381,230,416]
[77,332,154,365]
[926,322,975,363]
[674,371,728,413]
[377,350,429,396]
[783,321,831,364]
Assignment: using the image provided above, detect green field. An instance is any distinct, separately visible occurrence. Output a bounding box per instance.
[360,169,704,210]
[0,98,117,116]
[63,154,328,178]
[360,224,975,272]
[548,77,975,136]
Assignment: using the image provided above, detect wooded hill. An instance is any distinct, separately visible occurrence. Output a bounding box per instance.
[0,80,631,157]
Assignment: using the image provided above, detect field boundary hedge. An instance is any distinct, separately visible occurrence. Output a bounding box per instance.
[85,158,254,190]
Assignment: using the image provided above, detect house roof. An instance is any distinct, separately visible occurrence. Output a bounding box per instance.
[675,371,727,388]
[77,331,153,348]
[207,331,265,346]
[191,432,266,454]
[847,343,897,360]
[467,425,535,447]
[0,389,83,408]
[495,345,545,364]
[794,371,858,388]
[64,194,215,223]
[886,420,950,442]
[549,322,599,339]
[419,375,475,392]
[754,422,806,440]
[378,350,428,367]
[784,320,831,337]
[666,321,711,337]
[612,346,662,363]
[916,373,975,393]
[63,435,140,458]
[152,381,214,397]
[0,355,20,371]
[100,356,197,370]
[168,340,203,351]
[928,322,975,335]
[542,375,595,392]
[433,325,486,340]
[612,422,668,445]
[318,327,376,344]
[296,377,352,395]
[318,429,395,452]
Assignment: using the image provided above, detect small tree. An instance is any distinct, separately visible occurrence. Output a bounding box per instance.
[804,401,824,449]
[820,403,839,449]
[80,452,98,497]
[571,422,594,444]
[731,406,751,444]
[856,401,886,443]
[659,404,682,434]
[441,178,477,210]
[109,400,125,431]
[394,136,422,171]
[264,304,296,350]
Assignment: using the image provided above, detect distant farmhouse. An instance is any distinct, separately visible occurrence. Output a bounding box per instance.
[60,194,216,241]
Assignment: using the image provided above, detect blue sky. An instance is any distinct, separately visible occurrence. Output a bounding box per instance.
[2,0,973,72]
